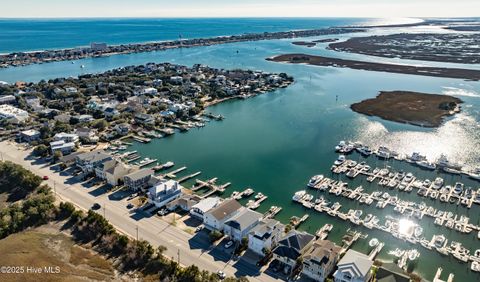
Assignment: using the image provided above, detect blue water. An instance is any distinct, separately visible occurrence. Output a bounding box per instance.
[0,17,415,53]
[0,18,479,281]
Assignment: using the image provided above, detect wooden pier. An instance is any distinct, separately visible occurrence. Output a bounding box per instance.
[166,166,187,178]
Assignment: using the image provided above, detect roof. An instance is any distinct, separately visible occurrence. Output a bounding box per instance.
[207,198,242,221]
[376,263,411,282]
[336,249,373,278]
[249,218,283,240]
[192,197,221,213]
[76,150,111,163]
[20,129,40,136]
[303,239,341,266]
[124,168,154,181]
[273,230,315,260]
[225,208,262,231]
[59,151,83,163]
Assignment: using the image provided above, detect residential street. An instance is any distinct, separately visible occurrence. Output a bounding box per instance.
[0,141,283,282]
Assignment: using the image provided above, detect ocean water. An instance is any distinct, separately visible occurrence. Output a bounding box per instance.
[0,18,479,281]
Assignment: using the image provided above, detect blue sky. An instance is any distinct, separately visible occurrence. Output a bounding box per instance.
[1,0,479,18]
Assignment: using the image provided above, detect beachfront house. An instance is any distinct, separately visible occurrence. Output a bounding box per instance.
[147,180,183,208]
[272,230,315,272]
[203,198,243,231]
[134,113,155,125]
[54,132,79,143]
[75,150,112,174]
[190,197,222,219]
[18,129,40,143]
[50,140,76,155]
[302,239,342,282]
[123,168,154,191]
[223,208,262,242]
[333,249,373,282]
[166,194,201,212]
[95,159,137,186]
[248,218,284,256]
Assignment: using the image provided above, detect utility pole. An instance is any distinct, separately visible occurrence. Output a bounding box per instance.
[103,203,106,218]
[177,249,180,264]
[136,225,139,241]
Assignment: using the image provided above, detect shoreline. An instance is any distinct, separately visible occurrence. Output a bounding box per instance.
[266,53,480,81]
[0,27,363,69]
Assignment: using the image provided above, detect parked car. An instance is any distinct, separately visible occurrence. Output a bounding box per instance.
[127,203,134,209]
[42,175,49,180]
[91,203,101,210]
[224,240,234,249]
[217,270,226,280]
[195,226,203,232]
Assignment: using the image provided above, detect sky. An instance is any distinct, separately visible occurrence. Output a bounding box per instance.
[0,0,479,18]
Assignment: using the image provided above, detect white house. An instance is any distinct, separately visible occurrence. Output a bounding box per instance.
[54,132,79,143]
[0,104,29,123]
[0,95,16,104]
[248,218,284,255]
[170,76,183,84]
[203,198,242,231]
[302,239,342,282]
[190,197,222,219]
[50,140,76,155]
[65,87,78,94]
[147,180,183,208]
[19,129,40,143]
[224,208,262,242]
[333,249,373,282]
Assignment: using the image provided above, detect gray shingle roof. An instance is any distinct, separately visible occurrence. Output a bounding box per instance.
[124,168,154,181]
[273,230,315,260]
[225,208,262,231]
[208,198,242,221]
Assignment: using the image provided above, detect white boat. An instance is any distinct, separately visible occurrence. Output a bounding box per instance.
[307,175,324,188]
[255,192,265,200]
[436,154,462,170]
[416,160,436,170]
[80,64,85,68]
[334,155,346,166]
[403,172,414,182]
[409,152,426,162]
[432,177,444,189]
[376,146,391,159]
[292,190,307,202]
[346,169,356,178]
[414,226,423,237]
[453,182,464,194]
[163,161,175,168]
[408,249,420,260]
[369,238,379,247]
[471,261,480,272]
[243,188,254,196]
[434,235,446,248]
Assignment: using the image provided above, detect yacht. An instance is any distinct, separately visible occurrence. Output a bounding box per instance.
[453,182,464,194]
[432,177,444,189]
[408,249,420,260]
[255,192,265,200]
[162,161,175,169]
[471,261,480,272]
[358,146,373,156]
[436,154,462,170]
[416,160,436,170]
[335,141,346,152]
[346,169,356,178]
[403,172,414,183]
[307,175,324,188]
[433,235,446,248]
[334,155,346,166]
[468,168,480,181]
[292,190,307,202]
[443,167,462,175]
[376,146,391,159]
[243,188,254,196]
[413,226,423,238]
[409,152,426,163]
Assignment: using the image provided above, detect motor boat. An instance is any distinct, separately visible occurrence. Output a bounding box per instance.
[453,182,464,194]
[436,154,462,170]
[292,190,307,202]
[417,160,436,170]
[376,146,391,159]
[433,235,446,248]
[414,226,423,238]
[334,155,346,166]
[369,238,379,247]
[307,175,324,188]
[403,172,414,182]
[432,177,444,189]
[409,152,426,162]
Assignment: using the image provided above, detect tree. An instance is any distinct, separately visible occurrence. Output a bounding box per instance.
[92,119,108,131]
[209,230,223,243]
[53,150,63,162]
[33,144,49,157]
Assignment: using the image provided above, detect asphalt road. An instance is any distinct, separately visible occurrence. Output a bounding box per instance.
[0,141,283,282]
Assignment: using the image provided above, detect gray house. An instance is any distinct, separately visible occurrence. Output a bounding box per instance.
[124,168,154,191]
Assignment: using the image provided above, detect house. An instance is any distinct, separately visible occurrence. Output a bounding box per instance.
[74,114,94,123]
[272,230,315,271]
[302,239,342,282]
[58,151,83,166]
[0,104,29,123]
[190,197,222,219]
[333,249,373,282]
[170,76,183,84]
[19,129,40,143]
[65,87,78,94]
[124,168,154,191]
[50,140,76,155]
[248,218,284,255]
[134,113,155,125]
[203,198,243,231]
[147,180,183,208]
[0,95,16,104]
[167,194,201,212]
[115,123,130,136]
[54,132,79,143]
[75,150,112,174]
[91,42,107,51]
[74,127,99,143]
[374,263,410,282]
[95,159,137,186]
[224,208,263,242]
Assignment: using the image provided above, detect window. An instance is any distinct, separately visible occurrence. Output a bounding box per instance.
[343,273,352,281]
